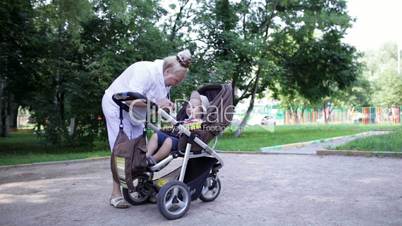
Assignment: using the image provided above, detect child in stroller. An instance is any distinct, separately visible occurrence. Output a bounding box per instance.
[145,91,210,166]
[111,84,233,220]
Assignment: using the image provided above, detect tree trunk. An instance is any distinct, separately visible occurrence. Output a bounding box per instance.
[10,107,18,129]
[68,117,76,136]
[323,103,328,124]
[0,104,8,137]
[169,0,189,42]
[58,91,65,122]
[287,108,292,124]
[327,105,334,123]
[289,105,298,124]
[234,89,256,137]
[294,108,299,124]
[234,70,261,137]
[232,79,237,105]
[8,94,18,129]
[301,106,306,123]
[232,1,278,136]
[233,2,278,136]
[0,79,9,137]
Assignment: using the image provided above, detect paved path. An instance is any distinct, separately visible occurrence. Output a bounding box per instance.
[1,154,402,226]
[261,131,390,155]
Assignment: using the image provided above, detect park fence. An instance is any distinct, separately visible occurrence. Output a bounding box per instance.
[238,104,402,125]
[282,106,401,125]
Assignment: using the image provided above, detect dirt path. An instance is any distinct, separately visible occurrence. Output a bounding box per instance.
[1,153,402,226]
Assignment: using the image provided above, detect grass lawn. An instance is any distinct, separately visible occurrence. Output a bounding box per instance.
[0,124,399,166]
[216,124,398,151]
[0,130,110,166]
[335,126,402,152]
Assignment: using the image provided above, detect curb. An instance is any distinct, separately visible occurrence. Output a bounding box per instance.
[217,150,316,156]
[0,156,110,170]
[1,151,307,170]
[316,149,402,158]
[259,131,386,152]
[217,150,262,155]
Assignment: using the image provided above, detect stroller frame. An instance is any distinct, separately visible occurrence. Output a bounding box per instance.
[147,109,224,177]
[111,84,231,220]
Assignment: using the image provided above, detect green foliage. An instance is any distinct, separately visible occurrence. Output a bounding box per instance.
[335,74,372,108]
[373,71,402,106]
[191,0,360,105]
[26,0,94,145]
[0,0,37,101]
[0,0,38,136]
[364,42,402,107]
[2,0,182,145]
[188,0,360,133]
[276,33,361,102]
[2,0,363,143]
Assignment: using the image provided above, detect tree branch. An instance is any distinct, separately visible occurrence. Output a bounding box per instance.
[169,0,190,41]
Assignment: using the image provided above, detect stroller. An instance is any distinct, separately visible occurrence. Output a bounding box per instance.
[111,84,233,220]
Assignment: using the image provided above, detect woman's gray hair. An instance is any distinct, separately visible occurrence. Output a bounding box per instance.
[163,49,192,76]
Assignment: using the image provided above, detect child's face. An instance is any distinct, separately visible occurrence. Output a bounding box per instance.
[186,98,202,118]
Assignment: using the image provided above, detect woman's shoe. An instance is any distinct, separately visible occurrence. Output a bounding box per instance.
[109,195,130,208]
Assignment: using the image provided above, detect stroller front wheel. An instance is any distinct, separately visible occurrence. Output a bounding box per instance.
[157,181,191,220]
[199,176,221,202]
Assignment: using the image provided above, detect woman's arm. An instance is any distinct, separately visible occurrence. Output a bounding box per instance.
[124,99,147,108]
[125,98,173,109]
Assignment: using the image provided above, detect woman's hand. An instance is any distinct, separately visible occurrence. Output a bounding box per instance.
[156,98,174,111]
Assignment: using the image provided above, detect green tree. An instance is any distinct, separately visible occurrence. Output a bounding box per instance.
[7,0,189,146]
[373,68,402,107]
[336,75,372,108]
[364,42,402,107]
[74,0,175,145]
[26,0,93,145]
[192,0,360,135]
[29,0,178,146]
[0,0,37,136]
[278,92,311,123]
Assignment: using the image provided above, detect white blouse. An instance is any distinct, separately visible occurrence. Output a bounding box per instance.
[104,59,170,107]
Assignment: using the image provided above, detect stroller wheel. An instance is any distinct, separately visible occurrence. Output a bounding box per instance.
[199,176,221,202]
[122,187,150,205]
[122,176,153,205]
[157,181,191,220]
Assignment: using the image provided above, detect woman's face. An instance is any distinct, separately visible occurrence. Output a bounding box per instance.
[164,69,185,87]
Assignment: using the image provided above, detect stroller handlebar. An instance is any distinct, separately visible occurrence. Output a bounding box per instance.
[112,92,146,102]
[112,92,157,110]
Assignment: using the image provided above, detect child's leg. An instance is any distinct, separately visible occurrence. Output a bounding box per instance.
[146,133,159,157]
[152,138,172,161]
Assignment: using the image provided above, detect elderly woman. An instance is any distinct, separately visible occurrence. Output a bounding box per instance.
[101,50,192,208]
